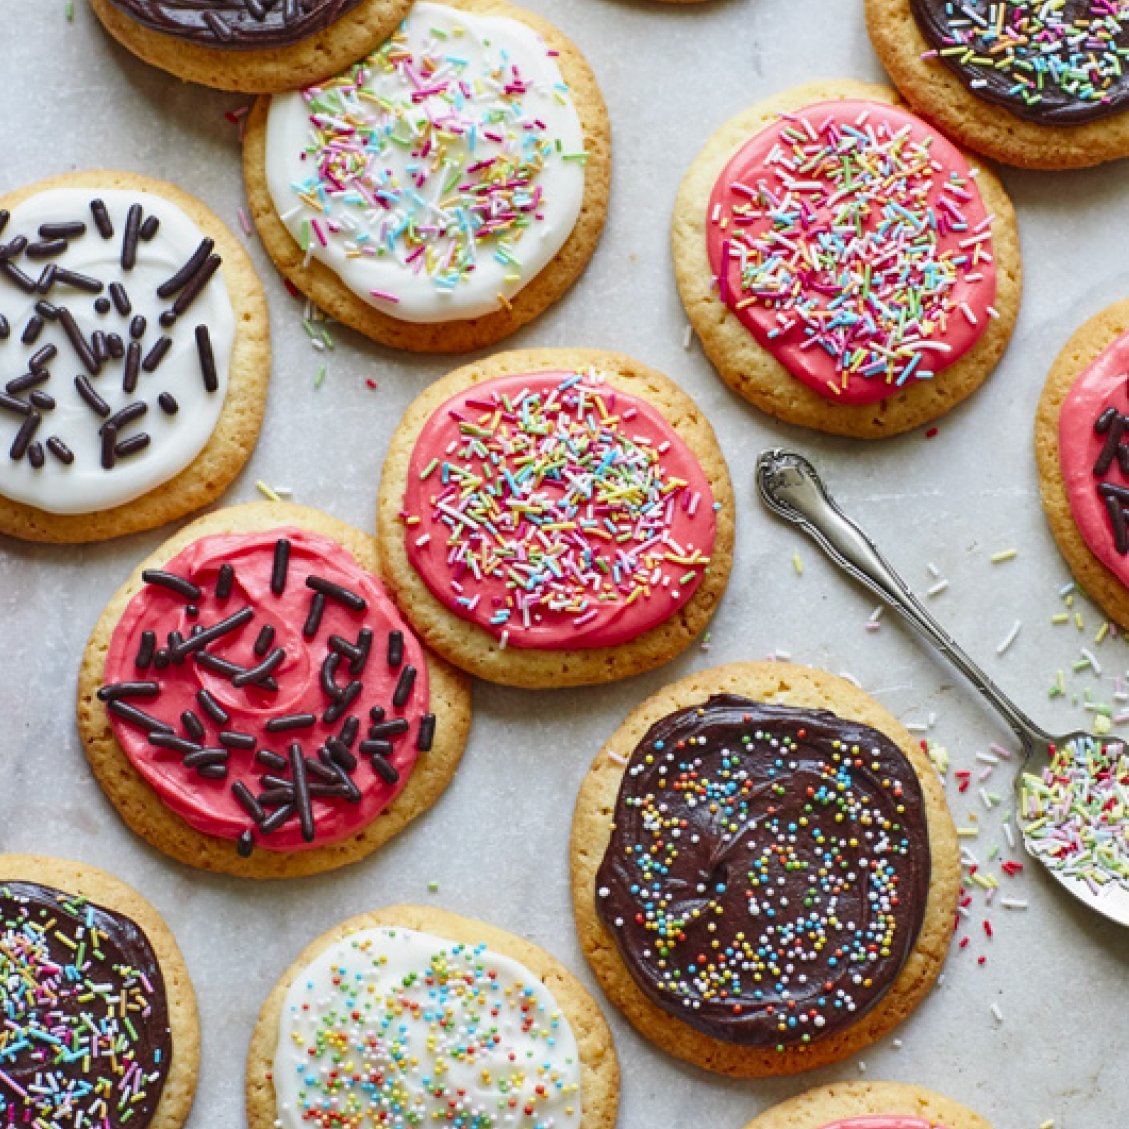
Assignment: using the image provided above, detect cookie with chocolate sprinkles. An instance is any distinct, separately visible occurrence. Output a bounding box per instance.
[0,170,269,543]
[570,661,960,1076]
[77,501,472,878]
[90,0,414,94]
[0,853,200,1129]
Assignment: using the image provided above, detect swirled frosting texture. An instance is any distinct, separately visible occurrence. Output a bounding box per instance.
[0,880,172,1128]
[272,926,583,1129]
[401,369,717,649]
[102,527,431,853]
[596,695,931,1048]
[263,2,586,323]
[910,0,1129,126]
[105,0,366,48]
[706,100,995,405]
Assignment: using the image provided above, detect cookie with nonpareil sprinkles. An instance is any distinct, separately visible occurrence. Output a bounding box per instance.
[245,904,619,1129]
[867,0,1129,168]
[242,0,611,353]
[570,661,959,1076]
[91,0,413,93]
[1036,299,1129,628]
[673,81,1021,438]
[376,348,735,687]
[76,501,472,878]
[0,170,269,543]
[0,854,199,1129]
[739,1080,993,1129]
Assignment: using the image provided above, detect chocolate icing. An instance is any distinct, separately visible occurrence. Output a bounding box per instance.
[595,695,932,1048]
[910,0,1129,126]
[106,0,367,50]
[0,880,172,1127]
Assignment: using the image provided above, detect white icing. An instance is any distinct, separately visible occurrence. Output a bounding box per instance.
[0,188,235,515]
[272,925,584,1129]
[264,1,586,324]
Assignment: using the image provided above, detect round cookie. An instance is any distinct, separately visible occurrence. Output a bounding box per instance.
[570,661,960,1076]
[867,0,1129,169]
[0,170,269,543]
[0,853,199,1129]
[76,501,472,878]
[242,0,611,353]
[375,347,735,688]
[246,903,619,1129]
[672,80,1021,438]
[90,0,413,94]
[1036,299,1129,628]
[739,1080,992,1129]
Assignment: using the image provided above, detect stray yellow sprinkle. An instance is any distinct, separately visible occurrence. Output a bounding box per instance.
[1094,714,1112,736]
[1075,612,1084,630]
[956,826,980,839]
[1095,622,1110,645]
[1051,613,1069,625]
[256,480,281,502]
[990,549,1017,563]
[792,553,804,575]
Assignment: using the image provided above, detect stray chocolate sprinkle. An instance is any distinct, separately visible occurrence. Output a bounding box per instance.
[416,713,436,752]
[46,436,73,464]
[121,203,142,270]
[196,689,230,725]
[135,630,156,669]
[215,562,234,601]
[75,375,111,419]
[271,538,291,596]
[392,665,416,708]
[303,592,326,637]
[265,712,316,732]
[195,324,218,392]
[142,569,203,601]
[237,830,254,857]
[90,199,113,239]
[253,623,275,657]
[306,575,366,613]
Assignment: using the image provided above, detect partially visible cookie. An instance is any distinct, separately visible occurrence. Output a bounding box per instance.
[867,0,1129,169]
[246,903,619,1129]
[673,80,1021,438]
[76,501,472,878]
[0,853,199,1129]
[1036,299,1129,628]
[740,1080,992,1129]
[0,170,269,543]
[376,347,735,688]
[90,0,413,93]
[571,661,960,1076]
[242,0,611,353]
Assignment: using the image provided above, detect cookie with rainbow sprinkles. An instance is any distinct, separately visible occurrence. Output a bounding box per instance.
[0,854,199,1129]
[867,0,1129,168]
[570,661,960,1076]
[738,1080,992,1129]
[673,80,1021,438]
[242,0,611,352]
[376,347,735,688]
[91,0,414,93]
[245,904,619,1129]
[76,501,472,878]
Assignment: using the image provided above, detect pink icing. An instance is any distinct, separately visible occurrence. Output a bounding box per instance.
[401,370,717,649]
[706,99,996,405]
[817,1119,944,1129]
[103,528,430,852]
[1060,328,1129,584]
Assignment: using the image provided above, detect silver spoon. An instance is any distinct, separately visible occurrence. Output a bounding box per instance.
[756,446,1129,927]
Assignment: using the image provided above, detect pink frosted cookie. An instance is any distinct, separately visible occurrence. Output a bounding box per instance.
[376,348,734,687]
[1037,299,1129,627]
[673,80,1021,437]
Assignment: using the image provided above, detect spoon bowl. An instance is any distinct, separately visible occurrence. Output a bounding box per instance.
[756,446,1129,927]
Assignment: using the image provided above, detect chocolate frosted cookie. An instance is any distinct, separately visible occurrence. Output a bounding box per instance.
[1036,299,1129,628]
[0,170,269,543]
[246,905,619,1129]
[0,854,199,1129]
[571,662,959,1075]
[376,348,734,687]
[91,0,414,93]
[242,0,611,352]
[868,0,1129,167]
[740,1080,993,1129]
[673,81,1020,437]
[77,501,472,878]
